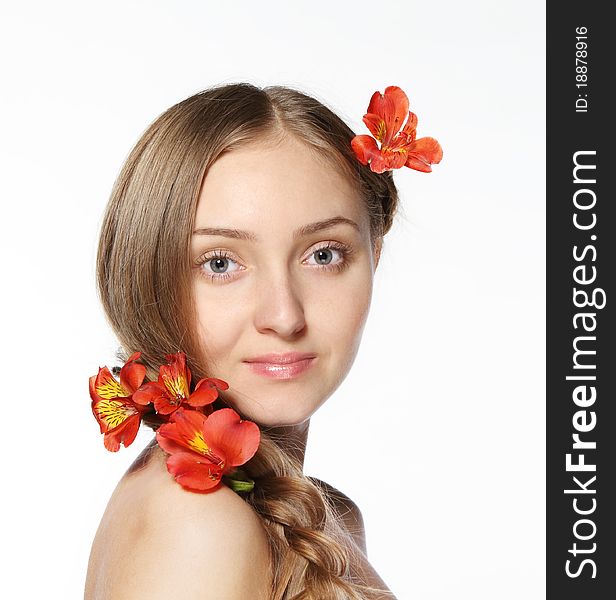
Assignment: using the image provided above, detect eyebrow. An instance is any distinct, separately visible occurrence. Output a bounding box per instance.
[191,216,360,241]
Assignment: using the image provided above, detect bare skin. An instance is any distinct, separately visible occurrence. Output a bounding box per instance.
[85,443,272,599]
[85,438,393,599]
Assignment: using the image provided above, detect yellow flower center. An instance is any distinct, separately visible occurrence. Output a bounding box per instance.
[187,432,225,469]
[96,399,136,429]
[164,373,189,402]
[96,378,129,400]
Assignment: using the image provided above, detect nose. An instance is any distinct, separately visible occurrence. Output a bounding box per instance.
[253,268,307,338]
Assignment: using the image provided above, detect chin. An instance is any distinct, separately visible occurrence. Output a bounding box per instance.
[246,401,319,429]
[221,387,324,428]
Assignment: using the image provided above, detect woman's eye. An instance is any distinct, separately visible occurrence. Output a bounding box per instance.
[196,251,242,281]
[208,256,234,273]
[305,243,350,270]
[195,243,352,283]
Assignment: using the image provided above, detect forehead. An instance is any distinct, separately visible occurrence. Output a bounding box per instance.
[195,135,368,233]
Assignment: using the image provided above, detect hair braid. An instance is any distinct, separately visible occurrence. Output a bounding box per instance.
[243,435,394,600]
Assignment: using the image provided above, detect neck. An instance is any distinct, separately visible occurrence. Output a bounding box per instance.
[262,419,310,471]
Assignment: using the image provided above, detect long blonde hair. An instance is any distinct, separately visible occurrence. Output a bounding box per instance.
[96,82,399,599]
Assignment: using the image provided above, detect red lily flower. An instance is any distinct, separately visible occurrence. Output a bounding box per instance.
[90,351,147,452]
[351,85,443,174]
[132,352,228,415]
[156,407,260,492]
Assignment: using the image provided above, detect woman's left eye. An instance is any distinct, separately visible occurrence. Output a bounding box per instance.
[304,242,351,271]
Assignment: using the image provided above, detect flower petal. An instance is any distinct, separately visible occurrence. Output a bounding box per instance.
[404,137,443,172]
[156,408,209,453]
[125,351,142,363]
[367,151,390,174]
[119,352,147,394]
[399,111,418,142]
[160,353,190,400]
[362,113,386,143]
[165,451,224,492]
[91,366,129,400]
[132,381,167,407]
[154,396,182,415]
[89,374,100,402]
[366,86,410,146]
[383,148,409,170]
[187,385,218,407]
[155,428,188,456]
[202,408,260,467]
[103,413,140,452]
[188,377,229,407]
[351,135,380,166]
[202,377,229,391]
[92,396,139,434]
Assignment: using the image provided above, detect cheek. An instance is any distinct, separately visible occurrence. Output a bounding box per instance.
[193,285,247,368]
[307,265,374,353]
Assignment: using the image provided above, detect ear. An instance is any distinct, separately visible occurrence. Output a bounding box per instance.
[373,237,383,270]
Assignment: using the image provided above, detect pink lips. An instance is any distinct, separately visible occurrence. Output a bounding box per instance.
[244,352,316,380]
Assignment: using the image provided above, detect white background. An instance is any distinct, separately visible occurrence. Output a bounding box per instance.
[0,1,545,598]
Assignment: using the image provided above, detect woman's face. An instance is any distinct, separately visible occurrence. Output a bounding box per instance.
[191,134,380,427]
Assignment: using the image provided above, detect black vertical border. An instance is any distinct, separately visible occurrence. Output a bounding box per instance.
[547,3,615,599]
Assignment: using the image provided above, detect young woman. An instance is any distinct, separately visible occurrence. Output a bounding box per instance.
[85,82,441,599]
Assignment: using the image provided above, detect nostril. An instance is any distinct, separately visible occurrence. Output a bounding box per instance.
[253,284,306,337]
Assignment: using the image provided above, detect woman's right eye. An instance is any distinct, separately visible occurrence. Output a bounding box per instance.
[195,251,243,282]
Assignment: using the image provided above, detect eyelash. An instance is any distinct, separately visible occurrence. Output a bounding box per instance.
[194,241,353,283]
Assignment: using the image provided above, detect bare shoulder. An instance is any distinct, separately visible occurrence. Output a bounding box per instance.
[85,443,271,600]
[310,477,367,554]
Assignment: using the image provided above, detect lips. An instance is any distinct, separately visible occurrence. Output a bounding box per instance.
[244,352,316,365]
[243,352,316,380]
